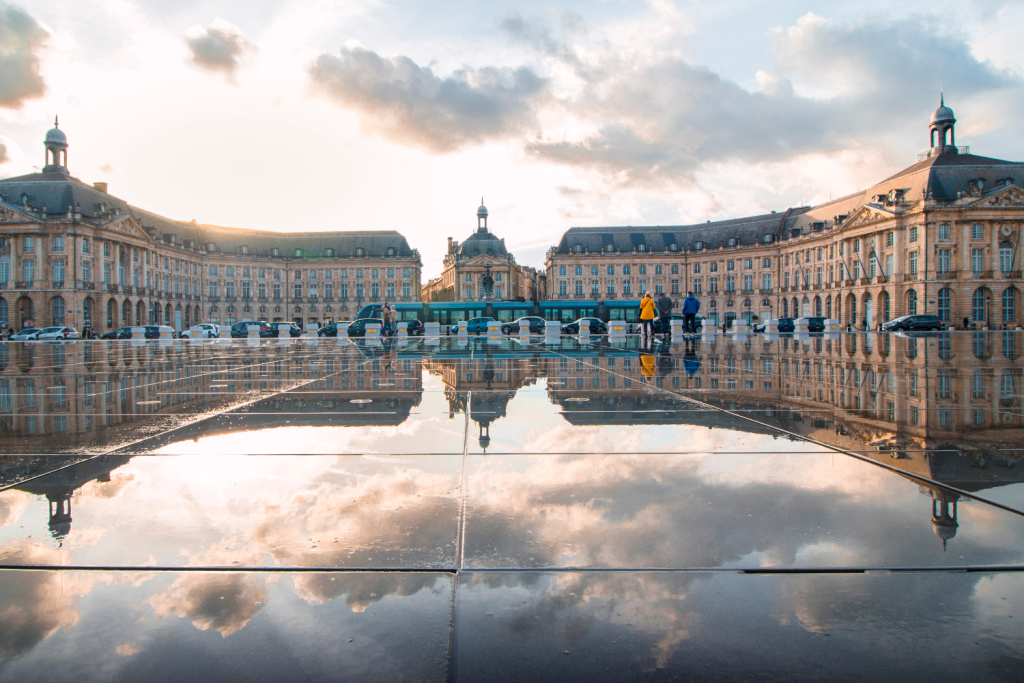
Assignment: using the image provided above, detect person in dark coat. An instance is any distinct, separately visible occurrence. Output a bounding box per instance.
[656,292,673,341]
[681,292,700,333]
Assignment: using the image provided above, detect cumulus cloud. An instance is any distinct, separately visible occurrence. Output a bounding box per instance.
[0,2,48,108]
[309,46,548,152]
[0,142,8,164]
[185,18,256,81]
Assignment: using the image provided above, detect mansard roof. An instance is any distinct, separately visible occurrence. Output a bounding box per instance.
[0,170,417,259]
[554,209,810,254]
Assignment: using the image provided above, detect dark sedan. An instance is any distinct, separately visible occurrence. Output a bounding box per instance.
[561,318,608,335]
[344,318,385,337]
[754,317,795,333]
[501,316,547,334]
[100,326,131,340]
[230,321,274,338]
[882,314,943,332]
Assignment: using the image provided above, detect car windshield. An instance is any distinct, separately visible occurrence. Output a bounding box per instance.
[16,329,38,334]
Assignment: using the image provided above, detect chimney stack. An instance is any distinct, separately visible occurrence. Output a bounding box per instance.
[93,182,108,193]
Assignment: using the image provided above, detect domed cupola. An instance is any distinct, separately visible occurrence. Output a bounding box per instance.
[928,95,957,156]
[43,116,69,175]
[477,198,489,233]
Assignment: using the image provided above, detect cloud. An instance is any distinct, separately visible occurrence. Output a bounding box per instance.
[0,2,48,108]
[185,18,256,81]
[99,163,113,173]
[0,141,8,164]
[309,46,548,152]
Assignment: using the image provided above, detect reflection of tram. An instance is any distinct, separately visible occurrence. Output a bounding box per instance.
[355,300,645,328]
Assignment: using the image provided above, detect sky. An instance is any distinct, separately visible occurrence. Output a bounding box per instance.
[1,0,1023,278]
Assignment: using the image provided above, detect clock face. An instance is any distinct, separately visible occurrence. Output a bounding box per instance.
[1002,224,1012,236]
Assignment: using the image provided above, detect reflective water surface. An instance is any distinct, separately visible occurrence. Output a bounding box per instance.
[1,332,1022,680]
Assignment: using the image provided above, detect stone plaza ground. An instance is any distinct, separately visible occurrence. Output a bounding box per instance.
[0,331,1022,681]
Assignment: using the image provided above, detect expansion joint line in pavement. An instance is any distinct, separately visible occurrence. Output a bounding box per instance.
[541,345,1024,519]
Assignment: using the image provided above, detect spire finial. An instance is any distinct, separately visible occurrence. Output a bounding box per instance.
[481,196,484,205]
[54,115,59,128]
[940,92,944,107]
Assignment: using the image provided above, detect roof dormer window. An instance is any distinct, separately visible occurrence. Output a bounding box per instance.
[572,244,583,254]
[693,241,704,251]
[667,243,679,251]
[763,234,775,244]
[294,248,303,257]
[206,243,216,252]
[727,237,738,247]
[636,243,646,252]
[386,247,396,257]
[355,247,366,257]
[239,245,249,255]
[604,244,615,253]
[325,248,335,257]
[270,248,280,257]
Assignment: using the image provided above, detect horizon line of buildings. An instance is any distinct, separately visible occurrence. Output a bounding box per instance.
[0,99,1021,331]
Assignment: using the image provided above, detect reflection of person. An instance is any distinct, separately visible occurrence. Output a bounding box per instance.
[683,339,701,376]
[639,291,656,338]
[639,349,655,382]
[655,341,673,376]
[682,291,700,333]
[382,303,392,336]
[963,317,970,330]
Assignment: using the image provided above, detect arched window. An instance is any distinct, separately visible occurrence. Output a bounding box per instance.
[881,291,890,323]
[908,289,918,316]
[814,296,822,317]
[999,242,1013,274]
[355,248,366,257]
[572,244,583,254]
[122,300,131,326]
[937,288,951,323]
[972,288,987,322]
[107,299,115,328]
[165,304,172,325]
[1004,288,1017,323]
[387,247,396,257]
[51,296,65,325]
[825,295,832,318]
[782,299,788,316]
[604,244,615,253]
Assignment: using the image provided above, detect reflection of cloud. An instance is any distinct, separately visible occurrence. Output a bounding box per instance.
[148,573,269,637]
[0,546,84,663]
[115,643,138,656]
[0,489,31,526]
[79,472,135,499]
[292,572,444,613]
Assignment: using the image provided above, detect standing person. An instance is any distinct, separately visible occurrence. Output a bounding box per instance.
[381,303,392,337]
[681,291,700,334]
[388,305,398,337]
[639,291,656,338]
[656,291,673,341]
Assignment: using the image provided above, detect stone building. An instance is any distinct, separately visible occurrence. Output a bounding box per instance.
[0,121,421,332]
[422,201,540,303]
[546,101,1024,329]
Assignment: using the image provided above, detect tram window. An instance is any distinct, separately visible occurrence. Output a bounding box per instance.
[562,309,575,323]
[497,309,514,322]
[609,308,623,320]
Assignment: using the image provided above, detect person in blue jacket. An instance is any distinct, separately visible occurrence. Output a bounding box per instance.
[681,292,700,334]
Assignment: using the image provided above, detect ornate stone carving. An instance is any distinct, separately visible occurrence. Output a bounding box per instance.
[0,206,19,222]
[976,187,1024,208]
[843,206,891,229]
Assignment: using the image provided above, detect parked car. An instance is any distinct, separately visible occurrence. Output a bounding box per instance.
[882,314,943,332]
[753,317,795,333]
[462,317,497,334]
[501,316,546,334]
[11,328,42,340]
[230,321,272,338]
[318,321,349,337]
[561,317,608,335]
[348,317,387,335]
[34,326,80,340]
[99,326,130,340]
[805,317,827,332]
[182,323,221,338]
[650,315,697,334]
[401,319,425,336]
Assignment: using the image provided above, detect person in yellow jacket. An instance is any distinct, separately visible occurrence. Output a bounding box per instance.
[639,291,656,337]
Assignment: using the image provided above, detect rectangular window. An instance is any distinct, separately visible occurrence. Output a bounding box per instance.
[386,282,394,298]
[654,282,663,294]
[671,280,679,294]
[909,252,918,275]
[725,276,735,292]
[910,226,918,243]
[559,266,566,276]
[886,232,893,247]
[623,265,631,275]
[53,236,64,252]
[371,282,379,298]
[402,282,410,298]
[869,259,876,278]
[294,270,302,280]
[972,249,984,273]
[692,278,701,294]
[387,268,394,278]
[744,259,752,270]
[654,265,662,275]
[226,266,234,277]
[726,261,735,271]
[938,224,950,240]
[258,283,266,298]
[81,238,90,254]
[622,281,631,296]
[310,283,318,298]
[743,275,752,291]
[693,264,701,274]
[937,249,950,273]
[356,283,363,298]
[209,282,218,297]
[242,267,250,278]
[972,223,983,239]
[273,283,281,299]
[559,281,567,296]
[574,280,583,295]
[762,274,771,290]
[294,284,302,299]
[209,265,217,276]
[340,269,348,280]
[356,269,364,279]
[53,259,65,284]
[403,268,410,278]
[324,283,332,298]
[102,262,110,284]
[710,277,718,294]
[709,263,718,272]
[371,269,379,279]
[885,254,893,276]
[340,283,348,298]
[24,236,35,253]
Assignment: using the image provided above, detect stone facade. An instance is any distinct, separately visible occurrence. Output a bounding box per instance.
[0,123,422,332]
[546,103,1024,329]
[422,202,541,303]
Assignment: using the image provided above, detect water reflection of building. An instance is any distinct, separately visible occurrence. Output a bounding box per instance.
[424,351,538,451]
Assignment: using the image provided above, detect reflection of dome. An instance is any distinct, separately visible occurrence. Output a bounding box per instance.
[931,520,957,541]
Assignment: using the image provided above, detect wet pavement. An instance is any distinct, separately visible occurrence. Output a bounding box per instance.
[0,331,1022,681]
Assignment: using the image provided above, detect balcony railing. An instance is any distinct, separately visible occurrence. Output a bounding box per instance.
[973,270,993,279]
[759,288,772,294]
[935,271,957,280]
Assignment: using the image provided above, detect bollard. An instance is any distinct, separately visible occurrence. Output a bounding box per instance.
[305,324,317,338]
[670,320,684,337]
[276,324,291,338]
[518,324,530,341]
[247,325,260,339]
[457,320,468,336]
[423,322,440,344]
[794,317,810,335]
[608,322,627,340]
[397,321,408,338]
[766,319,779,333]
[578,321,591,341]
[733,319,748,334]
[702,320,716,336]
[825,319,840,333]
